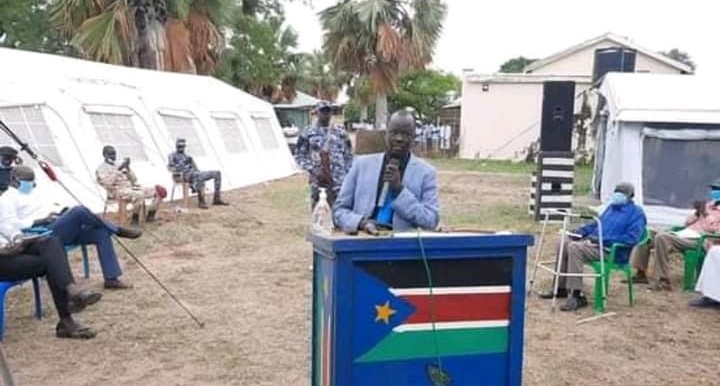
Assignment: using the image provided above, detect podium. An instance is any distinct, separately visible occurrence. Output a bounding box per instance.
[311,232,534,386]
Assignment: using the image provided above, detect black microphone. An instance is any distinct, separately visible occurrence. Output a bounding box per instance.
[377,158,400,208]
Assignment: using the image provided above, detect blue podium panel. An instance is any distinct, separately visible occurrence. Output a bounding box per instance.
[311,232,534,386]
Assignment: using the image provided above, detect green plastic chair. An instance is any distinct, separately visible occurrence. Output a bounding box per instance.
[586,228,650,314]
[669,226,720,291]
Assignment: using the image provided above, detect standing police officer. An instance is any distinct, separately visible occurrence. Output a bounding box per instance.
[294,101,353,208]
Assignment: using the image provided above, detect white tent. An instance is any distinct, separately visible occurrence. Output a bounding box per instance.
[593,72,720,226]
[0,47,297,212]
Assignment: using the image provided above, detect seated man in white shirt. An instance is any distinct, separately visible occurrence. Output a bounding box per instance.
[4,166,142,289]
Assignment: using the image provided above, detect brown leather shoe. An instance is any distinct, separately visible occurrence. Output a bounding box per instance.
[104,278,133,290]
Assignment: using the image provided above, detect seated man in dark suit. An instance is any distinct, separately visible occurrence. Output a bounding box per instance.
[334,109,439,234]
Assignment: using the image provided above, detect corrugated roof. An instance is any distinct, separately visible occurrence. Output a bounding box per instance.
[464,73,591,84]
[273,91,322,109]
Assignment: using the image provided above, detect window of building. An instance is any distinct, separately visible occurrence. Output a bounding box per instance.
[161,114,206,156]
[253,117,279,150]
[214,117,249,153]
[0,106,63,166]
[88,112,149,161]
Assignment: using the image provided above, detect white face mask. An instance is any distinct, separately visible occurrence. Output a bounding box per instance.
[610,192,628,206]
[17,180,35,195]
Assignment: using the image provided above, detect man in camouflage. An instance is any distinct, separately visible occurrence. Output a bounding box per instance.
[294,101,353,208]
[167,138,229,209]
[96,145,164,223]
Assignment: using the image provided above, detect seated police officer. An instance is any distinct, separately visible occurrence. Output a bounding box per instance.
[167,138,229,209]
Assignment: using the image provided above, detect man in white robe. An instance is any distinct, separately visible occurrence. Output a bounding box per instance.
[689,246,720,308]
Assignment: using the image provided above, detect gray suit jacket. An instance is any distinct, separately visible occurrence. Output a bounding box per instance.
[333,152,439,232]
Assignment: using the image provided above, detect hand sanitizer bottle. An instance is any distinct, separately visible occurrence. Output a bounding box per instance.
[312,188,333,235]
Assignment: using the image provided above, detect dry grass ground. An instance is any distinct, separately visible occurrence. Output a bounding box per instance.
[2,162,718,385]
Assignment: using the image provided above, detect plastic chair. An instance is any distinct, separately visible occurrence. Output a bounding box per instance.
[0,278,42,340]
[169,173,191,210]
[26,227,91,279]
[586,228,650,314]
[669,226,720,291]
[65,245,91,279]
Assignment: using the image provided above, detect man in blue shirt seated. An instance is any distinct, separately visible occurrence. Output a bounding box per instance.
[539,182,647,311]
[334,109,439,234]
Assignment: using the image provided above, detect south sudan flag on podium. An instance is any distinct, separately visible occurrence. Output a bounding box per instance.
[351,257,514,386]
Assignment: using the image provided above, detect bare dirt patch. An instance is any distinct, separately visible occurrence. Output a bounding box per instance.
[3,171,718,385]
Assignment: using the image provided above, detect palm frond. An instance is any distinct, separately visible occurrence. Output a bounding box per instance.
[71,10,125,64]
[167,0,192,20]
[164,17,197,73]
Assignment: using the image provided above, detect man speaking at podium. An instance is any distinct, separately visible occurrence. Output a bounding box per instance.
[334,109,439,235]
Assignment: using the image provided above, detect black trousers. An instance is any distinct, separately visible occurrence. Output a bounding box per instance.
[0,237,74,318]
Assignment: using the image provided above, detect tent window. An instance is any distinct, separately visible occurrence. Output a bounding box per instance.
[88,113,149,161]
[0,106,63,166]
[161,115,206,156]
[643,137,720,208]
[214,117,249,153]
[253,117,279,150]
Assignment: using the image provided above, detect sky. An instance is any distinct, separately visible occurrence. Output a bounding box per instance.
[285,0,719,78]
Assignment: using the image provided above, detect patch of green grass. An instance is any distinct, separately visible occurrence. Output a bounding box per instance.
[444,203,540,233]
[429,158,593,196]
[429,158,536,174]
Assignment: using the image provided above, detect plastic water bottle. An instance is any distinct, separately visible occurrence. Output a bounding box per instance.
[312,188,333,235]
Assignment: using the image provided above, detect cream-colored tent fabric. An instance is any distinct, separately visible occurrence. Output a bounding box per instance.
[0,48,297,212]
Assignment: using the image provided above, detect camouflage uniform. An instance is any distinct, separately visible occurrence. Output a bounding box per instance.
[96,162,161,214]
[294,124,353,206]
[167,152,222,194]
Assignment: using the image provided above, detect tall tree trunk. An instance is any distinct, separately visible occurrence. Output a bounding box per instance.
[375,92,388,129]
[360,104,368,122]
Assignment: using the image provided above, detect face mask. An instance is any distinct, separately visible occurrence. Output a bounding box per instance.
[610,192,628,206]
[709,190,720,202]
[17,180,35,195]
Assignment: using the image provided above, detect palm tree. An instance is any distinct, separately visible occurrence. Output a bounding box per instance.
[49,0,228,74]
[296,50,351,102]
[320,0,447,128]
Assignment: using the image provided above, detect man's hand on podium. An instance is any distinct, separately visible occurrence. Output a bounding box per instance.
[358,217,379,236]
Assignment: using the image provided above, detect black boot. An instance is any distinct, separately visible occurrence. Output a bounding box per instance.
[198,192,209,209]
[560,291,588,312]
[212,194,229,206]
[146,210,157,222]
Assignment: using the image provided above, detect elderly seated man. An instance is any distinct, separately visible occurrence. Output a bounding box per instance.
[629,179,720,291]
[539,182,647,311]
[96,145,164,224]
[334,109,439,234]
[5,166,141,289]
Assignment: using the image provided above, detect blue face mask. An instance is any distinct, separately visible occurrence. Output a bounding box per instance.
[17,180,35,195]
[610,192,628,206]
[710,190,720,202]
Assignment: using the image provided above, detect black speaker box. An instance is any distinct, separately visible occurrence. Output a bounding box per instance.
[540,81,575,152]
